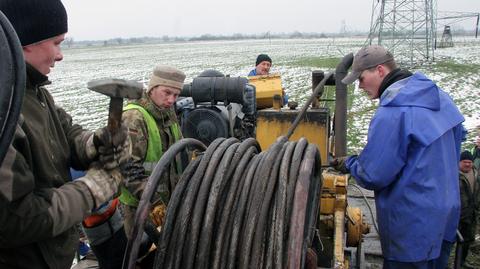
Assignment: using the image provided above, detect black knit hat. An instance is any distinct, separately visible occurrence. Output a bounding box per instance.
[256,54,272,66]
[0,0,68,46]
[460,150,474,161]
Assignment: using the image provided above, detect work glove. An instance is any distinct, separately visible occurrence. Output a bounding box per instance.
[329,156,350,174]
[82,198,124,246]
[121,160,147,183]
[78,165,124,209]
[86,125,131,170]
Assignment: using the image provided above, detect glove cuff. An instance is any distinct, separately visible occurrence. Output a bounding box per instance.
[83,207,123,246]
[83,198,119,227]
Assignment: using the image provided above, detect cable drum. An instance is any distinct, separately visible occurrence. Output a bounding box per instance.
[145,136,322,269]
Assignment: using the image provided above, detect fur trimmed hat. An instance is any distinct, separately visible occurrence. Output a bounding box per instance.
[0,0,68,46]
[147,65,186,93]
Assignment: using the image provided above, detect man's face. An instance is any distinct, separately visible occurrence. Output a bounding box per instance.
[358,65,384,99]
[459,159,473,173]
[149,85,180,109]
[255,61,271,76]
[23,34,65,75]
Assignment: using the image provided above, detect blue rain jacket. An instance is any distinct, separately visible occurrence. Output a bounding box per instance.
[346,72,464,262]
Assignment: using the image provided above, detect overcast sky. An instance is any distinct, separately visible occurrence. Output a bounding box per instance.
[62,0,479,41]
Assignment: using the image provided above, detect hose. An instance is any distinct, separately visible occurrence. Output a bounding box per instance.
[123,138,207,269]
[0,11,26,165]
[139,137,323,269]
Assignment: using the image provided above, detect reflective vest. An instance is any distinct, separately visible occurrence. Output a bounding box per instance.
[119,103,181,207]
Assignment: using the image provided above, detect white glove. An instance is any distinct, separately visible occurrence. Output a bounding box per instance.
[78,166,123,208]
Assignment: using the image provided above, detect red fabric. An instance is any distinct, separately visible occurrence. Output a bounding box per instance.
[82,198,119,228]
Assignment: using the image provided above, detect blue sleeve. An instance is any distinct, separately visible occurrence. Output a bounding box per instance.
[346,108,408,190]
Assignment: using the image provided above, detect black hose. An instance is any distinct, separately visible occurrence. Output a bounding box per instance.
[0,11,25,165]
[154,138,223,269]
[139,137,322,269]
[124,138,206,269]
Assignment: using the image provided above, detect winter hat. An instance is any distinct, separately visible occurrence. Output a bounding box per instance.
[0,0,68,46]
[460,150,474,161]
[256,54,272,66]
[147,65,186,93]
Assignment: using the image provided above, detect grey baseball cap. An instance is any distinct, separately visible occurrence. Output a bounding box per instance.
[342,45,394,84]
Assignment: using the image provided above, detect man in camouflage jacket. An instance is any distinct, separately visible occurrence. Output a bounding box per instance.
[120,65,186,238]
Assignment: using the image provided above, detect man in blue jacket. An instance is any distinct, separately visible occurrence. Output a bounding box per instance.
[248,54,272,76]
[333,45,464,268]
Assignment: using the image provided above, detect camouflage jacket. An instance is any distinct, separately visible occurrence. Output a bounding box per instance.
[0,64,95,269]
[459,167,480,225]
[121,94,182,205]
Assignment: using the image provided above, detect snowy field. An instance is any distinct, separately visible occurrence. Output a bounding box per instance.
[48,37,480,153]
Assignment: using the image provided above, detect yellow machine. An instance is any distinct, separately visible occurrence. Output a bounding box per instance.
[175,57,369,268]
[249,73,369,269]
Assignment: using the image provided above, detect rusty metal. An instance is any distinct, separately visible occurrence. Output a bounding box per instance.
[87,78,143,136]
[346,207,369,247]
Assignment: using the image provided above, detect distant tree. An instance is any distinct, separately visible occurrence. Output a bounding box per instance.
[290,31,303,38]
[64,37,74,48]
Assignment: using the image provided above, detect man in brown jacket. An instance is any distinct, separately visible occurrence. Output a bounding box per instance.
[0,0,130,268]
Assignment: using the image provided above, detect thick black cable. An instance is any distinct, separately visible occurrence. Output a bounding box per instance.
[154,138,224,268]
[184,138,238,269]
[0,11,25,165]
[211,139,260,269]
[124,138,206,269]
[144,137,321,269]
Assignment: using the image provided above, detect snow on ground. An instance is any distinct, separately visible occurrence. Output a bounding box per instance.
[49,37,480,152]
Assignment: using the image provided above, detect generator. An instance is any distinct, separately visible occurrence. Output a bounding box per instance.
[176,54,369,268]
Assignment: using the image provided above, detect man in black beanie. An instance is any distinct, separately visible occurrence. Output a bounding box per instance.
[0,0,130,268]
[248,53,272,76]
[458,150,480,269]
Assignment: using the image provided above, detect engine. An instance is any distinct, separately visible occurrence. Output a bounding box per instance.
[176,70,256,146]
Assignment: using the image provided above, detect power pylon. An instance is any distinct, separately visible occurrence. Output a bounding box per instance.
[367,0,437,67]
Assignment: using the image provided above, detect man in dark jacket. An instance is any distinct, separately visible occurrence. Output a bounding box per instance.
[248,54,272,76]
[0,0,130,268]
[458,150,480,269]
[471,136,480,170]
[333,45,464,269]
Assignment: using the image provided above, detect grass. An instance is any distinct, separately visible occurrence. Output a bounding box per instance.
[431,59,480,74]
[286,57,342,69]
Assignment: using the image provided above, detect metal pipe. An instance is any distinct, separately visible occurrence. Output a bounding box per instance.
[454,230,464,269]
[334,53,354,157]
[476,13,479,38]
[283,72,334,141]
